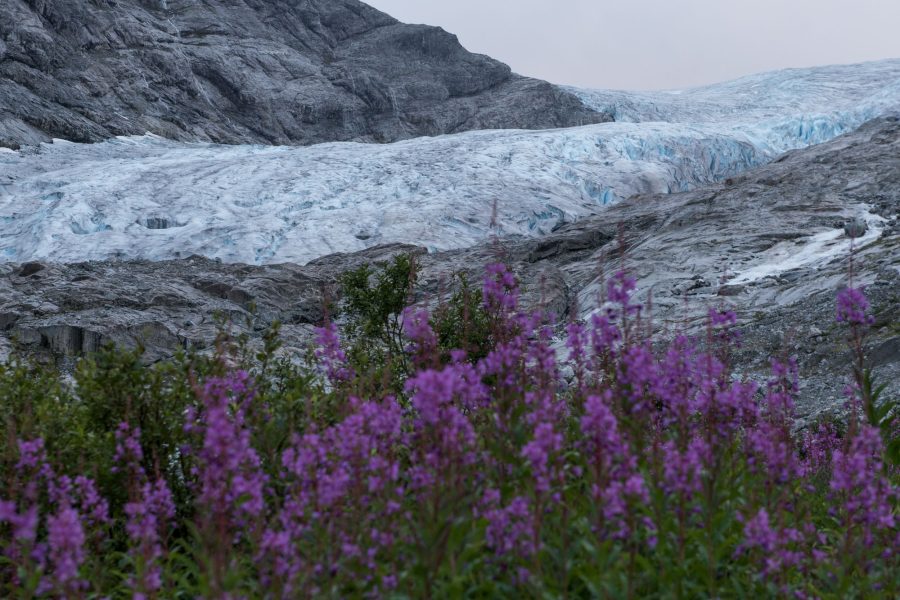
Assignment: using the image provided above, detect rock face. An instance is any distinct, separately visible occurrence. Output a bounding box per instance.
[1,118,897,420]
[0,0,608,148]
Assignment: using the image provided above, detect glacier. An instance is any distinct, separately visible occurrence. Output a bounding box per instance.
[0,59,898,266]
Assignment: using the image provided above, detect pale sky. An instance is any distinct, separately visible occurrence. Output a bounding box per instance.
[367,0,900,91]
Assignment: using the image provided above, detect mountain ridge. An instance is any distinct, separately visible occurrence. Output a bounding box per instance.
[0,0,608,149]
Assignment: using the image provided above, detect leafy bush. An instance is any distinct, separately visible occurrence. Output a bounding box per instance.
[0,265,897,598]
[430,272,493,365]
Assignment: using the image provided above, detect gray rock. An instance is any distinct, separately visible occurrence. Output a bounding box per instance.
[17,262,45,277]
[717,284,745,297]
[843,217,869,238]
[0,0,609,148]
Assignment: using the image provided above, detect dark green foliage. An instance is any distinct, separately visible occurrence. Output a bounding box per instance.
[341,254,417,360]
[0,358,70,473]
[431,273,493,364]
[859,367,900,467]
[339,254,418,394]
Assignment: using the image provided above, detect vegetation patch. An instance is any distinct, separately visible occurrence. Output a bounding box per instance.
[0,260,897,598]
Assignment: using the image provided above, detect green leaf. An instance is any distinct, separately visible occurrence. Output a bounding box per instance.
[887,438,900,466]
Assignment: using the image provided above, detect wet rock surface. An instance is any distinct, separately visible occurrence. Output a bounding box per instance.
[0,118,897,420]
[0,0,608,149]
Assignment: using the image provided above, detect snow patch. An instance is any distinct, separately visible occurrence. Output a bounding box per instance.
[727,211,887,285]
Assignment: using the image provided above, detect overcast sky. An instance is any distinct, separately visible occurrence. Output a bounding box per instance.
[367,0,900,91]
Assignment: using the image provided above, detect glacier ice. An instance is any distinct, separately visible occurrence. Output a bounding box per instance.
[0,60,898,266]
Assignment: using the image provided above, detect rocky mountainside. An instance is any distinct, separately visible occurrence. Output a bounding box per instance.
[0,0,607,149]
[2,117,897,420]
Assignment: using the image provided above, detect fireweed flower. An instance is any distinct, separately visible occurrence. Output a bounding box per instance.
[607,271,640,315]
[617,344,659,416]
[522,372,568,502]
[694,368,758,445]
[590,310,622,358]
[800,422,841,475]
[44,473,109,545]
[708,308,738,328]
[661,438,708,500]
[708,307,740,346]
[830,424,896,548]
[580,393,651,541]
[0,501,38,543]
[651,336,705,433]
[745,360,805,485]
[739,508,807,577]
[481,491,537,559]
[186,372,268,533]
[314,321,353,383]
[3,455,110,595]
[522,420,564,497]
[10,438,54,509]
[46,504,86,593]
[114,422,175,597]
[113,422,144,474]
[565,321,589,388]
[406,365,481,492]
[481,310,555,401]
[125,480,176,545]
[745,422,804,486]
[525,319,559,382]
[765,359,799,421]
[268,397,404,591]
[407,362,488,422]
[483,263,519,315]
[16,438,50,472]
[480,333,528,392]
[403,306,439,366]
[0,502,39,572]
[580,393,624,475]
[124,478,176,597]
[836,286,875,327]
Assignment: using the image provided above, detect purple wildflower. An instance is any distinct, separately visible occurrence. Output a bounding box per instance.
[661,438,708,499]
[114,421,144,474]
[314,321,354,383]
[187,372,268,532]
[46,505,86,593]
[403,306,439,366]
[581,393,651,541]
[522,421,564,496]
[740,508,806,577]
[482,492,537,559]
[406,365,480,492]
[836,286,874,327]
[483,263,519,314]
[607,271,640,314]
[830,425,896,547]
[800,422,841,474]
[124,478,175,596]
[269,397,404,591]
[16,438,48,471]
